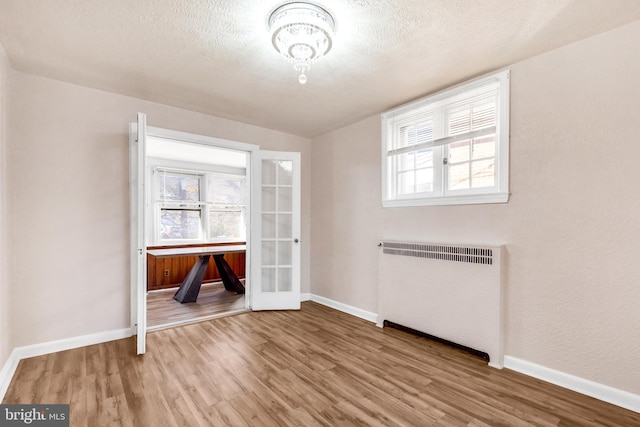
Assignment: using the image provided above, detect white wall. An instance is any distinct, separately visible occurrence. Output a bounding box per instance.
[311,20,640,395]
[8,72,311,347]
[310,116,381,308]
[0,43,11,371]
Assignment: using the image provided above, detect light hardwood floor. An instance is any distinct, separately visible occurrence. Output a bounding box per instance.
[147,282,246,329]
[4,302,639,426]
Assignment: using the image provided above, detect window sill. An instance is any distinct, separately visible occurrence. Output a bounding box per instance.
[382,191,509,208]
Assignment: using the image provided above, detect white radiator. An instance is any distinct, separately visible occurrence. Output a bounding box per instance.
[377,241,505,368]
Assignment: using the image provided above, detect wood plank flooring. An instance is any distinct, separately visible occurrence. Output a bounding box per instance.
[4,302,639,426]
[147,282,246,328]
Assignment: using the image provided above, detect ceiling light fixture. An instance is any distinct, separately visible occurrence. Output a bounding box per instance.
[268,2,335,84]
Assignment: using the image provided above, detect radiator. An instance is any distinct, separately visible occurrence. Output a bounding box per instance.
[377,241,505,368]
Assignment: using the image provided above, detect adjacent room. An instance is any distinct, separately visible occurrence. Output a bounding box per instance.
[0,0,639,425]
[144,137,249,329]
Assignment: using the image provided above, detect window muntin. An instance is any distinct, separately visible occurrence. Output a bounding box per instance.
[382,70,509,207]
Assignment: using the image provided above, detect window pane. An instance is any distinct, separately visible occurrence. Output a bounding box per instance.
[449,140,470,163]
[208,210,244,241]
[160,174,199,202]
[399,151,415,171]
[262,160,277,185]
[415,168,433,193]
[448,106,471,136]
[278,241,292,265]
[398,125,417,150]
[278,186,293,212]
[472,159,495,188]
[398,120,433,150]
[448,164,470,190]
[415,121,433,146]
[262,214,276,238]
[278,267,292,292]
[277,161,293,185]
[262,186,276,212]
[160,209,201,240]
[472,101,496,130]
[207,175,245,205]
[446,97,496,136]
[398,170,415,194]
[472,135,495,160]
[262,241,276,265]
[415,149,433,168]
[261,267,276,292]
[277,213,292,238]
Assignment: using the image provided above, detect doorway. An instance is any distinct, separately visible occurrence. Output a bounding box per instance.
[130,115,302,355]
[144,136,251,330]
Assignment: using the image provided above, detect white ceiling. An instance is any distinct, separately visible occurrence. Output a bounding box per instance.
[1,0,639,138]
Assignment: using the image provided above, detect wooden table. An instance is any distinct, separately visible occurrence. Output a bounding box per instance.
[147,245,246,304]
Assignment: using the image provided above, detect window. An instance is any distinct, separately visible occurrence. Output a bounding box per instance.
[382,70,510,207]
[154,169,246,244]
[158,172,203,242]
[206,174,246,242]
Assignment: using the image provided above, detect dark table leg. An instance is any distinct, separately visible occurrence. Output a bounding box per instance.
[213,254,245,294]
[173,255,211,303]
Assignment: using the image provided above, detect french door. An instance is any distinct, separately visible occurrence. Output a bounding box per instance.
[251,151,301,310]
[130,115,301,355]
[130,113,147,355]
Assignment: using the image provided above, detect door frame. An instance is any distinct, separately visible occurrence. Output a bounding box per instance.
[129,114,147,354]
[130,120,259,353]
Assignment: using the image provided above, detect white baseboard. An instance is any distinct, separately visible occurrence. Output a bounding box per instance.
[309,294,378,324]
[15,328,132,360]
[300,293,311,302]
[0,328,132,402]
[0,348,20,403]
[504,356,640,413]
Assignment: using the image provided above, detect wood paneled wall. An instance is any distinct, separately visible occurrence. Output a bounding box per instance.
[146,243,246,291]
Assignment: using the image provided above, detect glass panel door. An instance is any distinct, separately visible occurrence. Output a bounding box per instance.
[251,151,300,310]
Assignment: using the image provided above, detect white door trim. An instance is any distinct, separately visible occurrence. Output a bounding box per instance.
[129,119,260,347]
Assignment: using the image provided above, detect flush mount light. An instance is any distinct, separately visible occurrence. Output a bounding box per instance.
[268,2,336,84]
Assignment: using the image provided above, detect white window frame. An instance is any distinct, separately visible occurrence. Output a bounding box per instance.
[154,169,206,245]
[204,172,247,244]
[382,69,510,207]
[149,163,248,246]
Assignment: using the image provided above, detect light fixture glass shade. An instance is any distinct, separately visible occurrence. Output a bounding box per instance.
[269,2,335,84]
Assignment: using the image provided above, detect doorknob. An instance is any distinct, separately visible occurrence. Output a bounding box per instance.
[294,238,299,243]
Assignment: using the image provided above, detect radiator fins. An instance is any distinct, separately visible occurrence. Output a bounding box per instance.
[382,241,493,265]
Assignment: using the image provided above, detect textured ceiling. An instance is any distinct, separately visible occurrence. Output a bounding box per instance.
[1,0,640,138]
